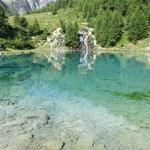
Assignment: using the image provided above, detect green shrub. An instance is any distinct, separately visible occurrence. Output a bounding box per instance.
[41,28,50,40]
[28,19,41,36]
[65,21,79,48]
[9,33,34,50]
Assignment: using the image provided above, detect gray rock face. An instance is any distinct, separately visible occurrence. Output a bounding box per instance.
[1,0,54,14]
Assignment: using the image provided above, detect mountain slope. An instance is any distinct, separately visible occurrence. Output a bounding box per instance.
[1,0,54,14]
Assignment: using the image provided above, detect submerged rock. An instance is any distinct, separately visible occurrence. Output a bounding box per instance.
[25,110,50,127]
[0,144,8,149]
[43,140,65,150]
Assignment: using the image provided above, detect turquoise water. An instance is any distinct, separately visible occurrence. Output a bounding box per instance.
[0,52,150,149]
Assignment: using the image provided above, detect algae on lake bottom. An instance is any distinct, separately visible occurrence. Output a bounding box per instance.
[113,91,150,101]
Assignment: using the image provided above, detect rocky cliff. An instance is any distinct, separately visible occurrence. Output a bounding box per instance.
[0,0,54,14]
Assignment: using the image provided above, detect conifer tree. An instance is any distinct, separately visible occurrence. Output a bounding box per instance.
[20,17,28,28]
[60,19,66,33]
[52,5,57,15]
[29,19,41,35]
[95,10,123,47]
[14,14,28,29]
[143,4,150,26]
[65,21,79,48]
[0,5,7,36]
[127,7,149,42]
[14,13,20,27]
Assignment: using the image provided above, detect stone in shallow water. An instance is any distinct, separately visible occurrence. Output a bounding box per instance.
[0,144,8,149]
[25,110,50,127]
[43,140,64,150]
[126,125,139,132]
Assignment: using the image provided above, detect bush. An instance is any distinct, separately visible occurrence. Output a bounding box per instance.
[28,19,41,36]
[9,33,34,50]
[41,28,50,40]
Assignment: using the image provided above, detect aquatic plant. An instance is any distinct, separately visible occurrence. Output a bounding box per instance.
[113,91,150,101]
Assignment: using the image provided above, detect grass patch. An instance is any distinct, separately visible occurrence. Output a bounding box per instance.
[9,8,85,33]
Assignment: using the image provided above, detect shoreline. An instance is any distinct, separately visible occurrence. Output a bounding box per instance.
[1,46,150,57]
[1,47,150,67]
[1,47,150,66]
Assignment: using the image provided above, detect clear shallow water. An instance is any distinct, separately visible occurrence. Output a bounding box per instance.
[0,52,150,149]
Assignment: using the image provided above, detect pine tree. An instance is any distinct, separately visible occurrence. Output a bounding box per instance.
[0,5,7,36]
[29,19,41,35]
[65,21,79,48]
[14,13,20,27]
[14,14,28,29]
[127,7,149,43]
[143,4,150,26]
[20,17,28,28]
[108,11,123,46]
[60,19,66,33]
[95,10,123,47]
[52,5,57,15]
[33,19,40,33]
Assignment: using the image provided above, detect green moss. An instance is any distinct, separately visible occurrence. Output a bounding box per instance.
[113,91,150,100]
